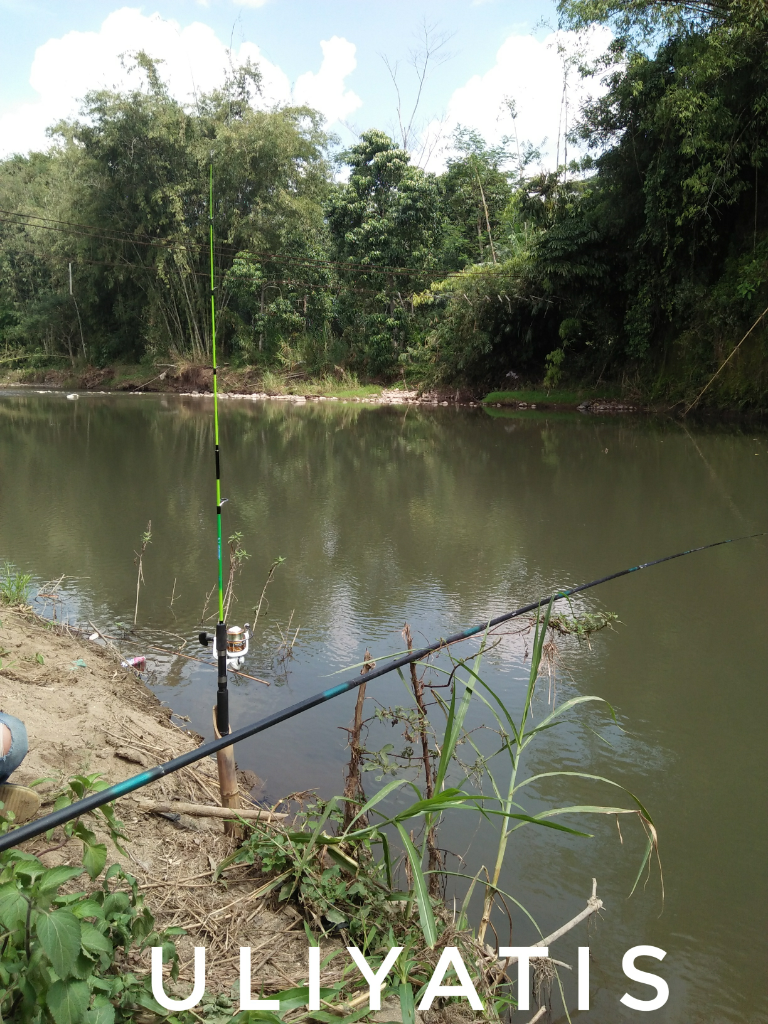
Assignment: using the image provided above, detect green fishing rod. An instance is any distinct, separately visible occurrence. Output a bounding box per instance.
[202,160,229,737]
[0,532,764,852]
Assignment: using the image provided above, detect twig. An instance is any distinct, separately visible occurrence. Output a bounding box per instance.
[252,556,285,626]
[404,623,441,893]
[534,878,602,949]
[525,1008,547,1024]
[498,879,603,968]
[133,520,152,625]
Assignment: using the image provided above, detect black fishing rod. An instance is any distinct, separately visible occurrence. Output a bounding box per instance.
[0,532,763,852]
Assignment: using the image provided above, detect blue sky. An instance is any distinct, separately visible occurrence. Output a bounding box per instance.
[0,1,611,167]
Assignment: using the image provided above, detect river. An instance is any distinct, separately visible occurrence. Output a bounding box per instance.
[0,390,766,1022]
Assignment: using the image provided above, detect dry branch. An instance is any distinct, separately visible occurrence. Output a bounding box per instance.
[135,798,287,822]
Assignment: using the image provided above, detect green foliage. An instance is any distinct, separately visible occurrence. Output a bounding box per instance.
[0,6,765,405]
[0,852,181,1023]
[44,774,129,881]
[0,55,331,367]
[221,797,414,952]
[0,562,33,605]
[326,131,443,374]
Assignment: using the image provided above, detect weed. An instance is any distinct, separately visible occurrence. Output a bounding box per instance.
[133,521,152,626]
[223,532,251,621]
[0,851,184,1022]
[0,562,33,606]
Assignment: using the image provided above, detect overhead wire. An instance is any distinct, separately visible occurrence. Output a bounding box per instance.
[0,206,492,282]
[0,235,413,300]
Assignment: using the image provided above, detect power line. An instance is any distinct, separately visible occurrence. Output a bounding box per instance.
[0,207,473,281]
[0,237,412,300]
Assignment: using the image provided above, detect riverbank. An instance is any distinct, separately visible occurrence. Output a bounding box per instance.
[0,358,652,413]
[8,358,762,416]
[0,603,521,1021]
[0,605,318,1001]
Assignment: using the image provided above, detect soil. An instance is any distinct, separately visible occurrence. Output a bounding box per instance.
[0,606,316,999]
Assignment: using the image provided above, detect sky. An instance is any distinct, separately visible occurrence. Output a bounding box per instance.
[0,1,612,170]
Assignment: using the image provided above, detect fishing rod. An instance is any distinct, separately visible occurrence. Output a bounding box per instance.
[0,531,763,853]
[193,161,247,828]
[206,160,228,737]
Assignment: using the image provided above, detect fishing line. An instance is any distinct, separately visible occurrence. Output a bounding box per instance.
[0,530,763,852]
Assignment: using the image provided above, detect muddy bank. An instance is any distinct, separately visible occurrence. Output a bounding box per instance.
[0,606,311,996]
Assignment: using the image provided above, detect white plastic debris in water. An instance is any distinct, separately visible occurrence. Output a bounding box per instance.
[66,393,79,400]
[88,632,99,641]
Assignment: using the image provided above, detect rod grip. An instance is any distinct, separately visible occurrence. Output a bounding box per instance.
[215,621,228,733]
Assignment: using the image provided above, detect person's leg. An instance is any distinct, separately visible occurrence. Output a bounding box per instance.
[0,712,29,782]
[0,712,40,823]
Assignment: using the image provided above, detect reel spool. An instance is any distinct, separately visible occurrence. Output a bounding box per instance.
[198,624,251,670]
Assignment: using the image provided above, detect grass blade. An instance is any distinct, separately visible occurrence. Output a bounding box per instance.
[395,822,437,948]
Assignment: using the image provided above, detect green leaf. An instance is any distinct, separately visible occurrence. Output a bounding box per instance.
[71,822,97,846]
[15,861,46,885]
[39,866,85,894]
[46,978,90,1024]
[71,900,105,920]
[0,884,28,928]
[380,830,393,890]
[37,909,82,979]
[265,986,336,1013]
[80,922,113,957]
[325,845,361,873]
[397,982,416,1024]
[82,844,107,880]
[70,951,98,980]
[83,1003,115,1024]
[394,822,436,948]
[629,833,654,897]
[342,779,410,834]
[231,1013,283,1024]
[101,892,129,917]
[310,1009,371,1024]
[520,695,613,746]
[394,788,483,821]
[513,771,654,822]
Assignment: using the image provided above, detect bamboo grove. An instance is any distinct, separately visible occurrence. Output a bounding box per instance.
[0,0,766,408]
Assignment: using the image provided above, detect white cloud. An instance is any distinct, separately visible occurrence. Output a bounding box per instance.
[294,36,362,124]
[0,7,358,157]
[233,0,270,6]
[421,26,613,172]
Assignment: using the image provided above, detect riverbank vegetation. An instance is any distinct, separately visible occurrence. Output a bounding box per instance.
[0,591,654,1022]
[1,0,765,410]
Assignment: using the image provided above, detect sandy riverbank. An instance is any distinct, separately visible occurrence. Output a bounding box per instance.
[0,606,312,997]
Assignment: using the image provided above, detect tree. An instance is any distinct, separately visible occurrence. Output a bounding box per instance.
[326,131,443,372]
[440,128,515,268]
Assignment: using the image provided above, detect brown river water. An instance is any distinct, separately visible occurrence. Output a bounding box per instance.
[0,390,766,1022]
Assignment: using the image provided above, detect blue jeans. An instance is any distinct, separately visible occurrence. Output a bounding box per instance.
[0,712,29,783]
